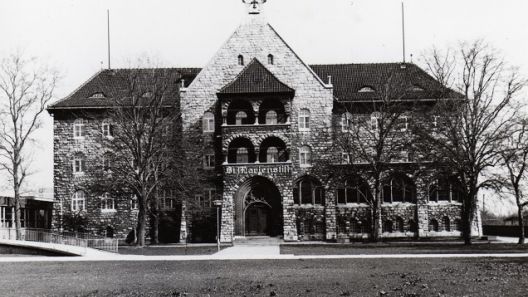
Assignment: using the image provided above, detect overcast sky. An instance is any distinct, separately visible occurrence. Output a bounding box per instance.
[0,0,526,213]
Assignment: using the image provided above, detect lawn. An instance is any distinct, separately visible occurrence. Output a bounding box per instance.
[281,241,528,255]
[0,257,527,296]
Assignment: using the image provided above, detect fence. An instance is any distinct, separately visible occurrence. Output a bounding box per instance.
[483,225,528,238]
[0,228,119,253]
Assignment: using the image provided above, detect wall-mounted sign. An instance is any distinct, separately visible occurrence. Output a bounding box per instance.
[225,165,291,175]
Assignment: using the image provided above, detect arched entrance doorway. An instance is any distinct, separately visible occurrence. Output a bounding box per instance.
[234,176,283,237]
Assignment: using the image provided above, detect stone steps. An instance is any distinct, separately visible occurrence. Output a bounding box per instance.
[233,236,283,246]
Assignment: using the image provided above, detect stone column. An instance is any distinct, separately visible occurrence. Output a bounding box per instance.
[325,186,337,241]
[179,200,191,243]
[281,179,297,241]
[220,187,234,243]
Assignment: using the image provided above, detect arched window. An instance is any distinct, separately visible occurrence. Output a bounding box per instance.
[336,175,371,204]
[396,217,405,232]
[101,120,113,138]
[299,146,312,167]
[299,109,310,131]
[73,118,85,139]
[429,219,439,232]
[265,110,278,125]
[72,190,86,212]
[382,173,416,203]
[293,176,324,205]
[268,54,274,65]
[429,176,463,203]
[101,193,115,212]
[235,111,247,125]
[383,220,393,233]
[236,147,249,164]
[266,147,279,163]
[341,112,353,132]
[408,219,417,233]
[203,112,215,132]
[238,55,244,66]
[72,153,86,174]
[443,216,451,231]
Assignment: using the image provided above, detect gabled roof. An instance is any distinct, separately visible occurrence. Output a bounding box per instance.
[310,63,461,101]
[218,58,294,95]
[48,68,201,110]
[48,63,460,110]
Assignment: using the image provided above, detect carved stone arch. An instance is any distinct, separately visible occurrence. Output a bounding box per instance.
[254,133,290,148]
[222,134,256,151]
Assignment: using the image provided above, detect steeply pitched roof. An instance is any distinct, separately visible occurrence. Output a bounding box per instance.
[48,68,201,110]
[218,58,294,95]
[310,63,461,101]
[48,63,459,110]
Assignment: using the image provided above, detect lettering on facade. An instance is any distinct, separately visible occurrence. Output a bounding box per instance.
[225,165,291,175]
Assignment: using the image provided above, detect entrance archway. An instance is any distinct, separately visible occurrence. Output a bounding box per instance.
[234,176,283,237]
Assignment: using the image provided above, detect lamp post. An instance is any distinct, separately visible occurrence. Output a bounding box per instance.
[213,199,223,252]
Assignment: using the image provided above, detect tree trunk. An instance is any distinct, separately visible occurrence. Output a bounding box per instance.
[136,194,147,247]
[518,206,525,245]
[370,181,382,242]
[151,211,159,245]
[462,194,475,245]
[13,158,22,240]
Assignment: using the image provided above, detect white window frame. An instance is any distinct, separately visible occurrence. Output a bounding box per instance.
[72,191,86,212]
[73,119,85,139]
[299,109,310,131]
[341,112,353,132]
[204,188,216,208]
[101,193,116,212]
[203,112,215,133]
[101,120,113,139]
[235,111,247,125]
[204,152,215,169]
[73,155,85,174]
[266,147,279,163]
[341,152,350,164]
[265,110,278,125]
[299,146,312,167]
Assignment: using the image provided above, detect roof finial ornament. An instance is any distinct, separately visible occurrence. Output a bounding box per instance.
[242,0,267,15]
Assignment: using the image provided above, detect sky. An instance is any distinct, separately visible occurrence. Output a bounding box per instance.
[0,0,527,214]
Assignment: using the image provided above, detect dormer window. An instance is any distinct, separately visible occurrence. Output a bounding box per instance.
[409,85,424,92]
[90,92,106,99]
[238,55,244,66]
[268,54,274,65]
[142,91,153,98]
[358,86,375,93]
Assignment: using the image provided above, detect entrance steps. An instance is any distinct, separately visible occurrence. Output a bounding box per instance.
[233,236,282,246]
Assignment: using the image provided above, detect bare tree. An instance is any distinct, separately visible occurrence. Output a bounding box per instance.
[323,74,413,241]
[0,53,58,239]
[497,116,528,244]
[415,40,525,244]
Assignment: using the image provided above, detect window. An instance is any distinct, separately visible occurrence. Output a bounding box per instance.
[73,119,85,139]
[266,147,279,163]
[443,216,451,231]
[396,217,405,232]
[238,55,244,66]
[102,153,112,172]
[204,188,216,207]
[204,152,215,169]
[341,152,350,164]
[383,220,393,233]
[195,194,204,208]
[160,190,176,210]
[101,193,115,212]
[299,109,310,131]
[72,191,86,212]
[341,112,353,132]
[89,92,106,99]
[268,54,274,65]
[429,176,463,203]
[370,113,380,131]
[236,147,249,164]
[131,196,138,210]
[265,110,278,125]
[429,219,439,232]
[202,112,215,133]
[293,176,324,205]
[358,86,375,93]
[72,154,86,174]
[235,111,247,125]
[336,176,371,204]
[299,146,311,167]
[396,116,408,132]
[102,120,113,137]
[382,174,416,203]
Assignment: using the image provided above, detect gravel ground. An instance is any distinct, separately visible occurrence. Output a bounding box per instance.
[0,257,527,296]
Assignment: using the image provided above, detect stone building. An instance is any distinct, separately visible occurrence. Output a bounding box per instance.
[47,1,481,243]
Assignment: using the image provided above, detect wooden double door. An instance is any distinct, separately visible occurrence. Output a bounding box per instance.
[245,203,270,236]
